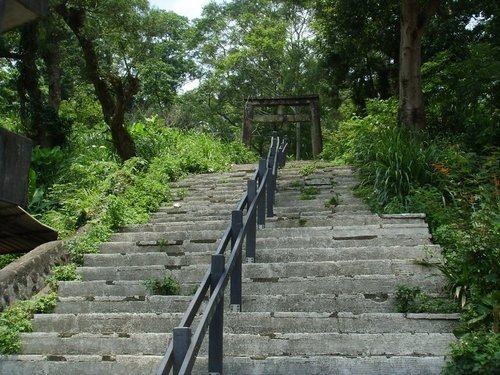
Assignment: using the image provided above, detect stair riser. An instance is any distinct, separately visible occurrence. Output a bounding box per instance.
[98,241,219,254]
[59,275,445,298]
[33,313,458,335]
[77,260,441,282]
[0,355,447,375]
[83,252,212,267]
[109,227,431,242]
[19,332,455,357]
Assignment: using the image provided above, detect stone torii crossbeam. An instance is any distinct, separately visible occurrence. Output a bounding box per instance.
[242,95,322,159]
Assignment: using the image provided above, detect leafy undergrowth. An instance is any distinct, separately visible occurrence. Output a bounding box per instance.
[323,98,499,373]
[0,293,57,354]
[0,118,256,354]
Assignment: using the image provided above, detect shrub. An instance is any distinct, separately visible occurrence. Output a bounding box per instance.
[46,264,82,291]
[395,285,459,314]
[442,331,500,375]
[144,275,180,295]
[0,293,57,354]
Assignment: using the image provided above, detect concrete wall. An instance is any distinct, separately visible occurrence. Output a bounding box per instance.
[0,240,68,311]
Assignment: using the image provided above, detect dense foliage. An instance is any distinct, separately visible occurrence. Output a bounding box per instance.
[0,0,498,370]
[323,98,499,374]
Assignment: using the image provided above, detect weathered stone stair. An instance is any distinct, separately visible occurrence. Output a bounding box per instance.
[0,163,458,374]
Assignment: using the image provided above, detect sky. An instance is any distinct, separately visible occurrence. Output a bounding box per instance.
[148,0,212,19]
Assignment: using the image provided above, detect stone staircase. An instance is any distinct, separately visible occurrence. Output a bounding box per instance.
[0,163,458,374]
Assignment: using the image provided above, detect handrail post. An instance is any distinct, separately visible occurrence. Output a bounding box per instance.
[173,327,191,375]
[230,210,243,312]
[246,179,257,263]
[266,164,274,218]
[258,159,267,228]
[209,254,225,375]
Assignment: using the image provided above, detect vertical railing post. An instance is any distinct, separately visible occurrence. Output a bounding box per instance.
[266,163,274,218]
[230,210,243,312]
[173,327,191,375]
[246,179,257,263]
[258,159,267,228]
[209,254,225,375]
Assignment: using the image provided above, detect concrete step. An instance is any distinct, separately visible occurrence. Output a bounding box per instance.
[77,258,440,283]
[18,331,455,357]
[84,245,441,267]
[257,236,432,249]
[83,251,213,267]
[54,295,194,314]
[19,332,170,355]
[58,274,445,298]
[98,240,219,255]
[0,354,448,375]
[256,245,442,263]
[32,312,458,335]
[120,220,228,233]
[109,225,431,243]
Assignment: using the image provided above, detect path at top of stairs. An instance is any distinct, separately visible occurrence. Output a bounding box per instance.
[0,162,458,375]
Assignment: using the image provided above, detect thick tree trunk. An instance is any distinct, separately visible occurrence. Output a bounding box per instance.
[43,41,62,112]
[18,22,51,147]
[399,0,440,131]
[55,4,137,161]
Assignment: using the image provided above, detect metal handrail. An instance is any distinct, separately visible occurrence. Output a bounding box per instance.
[157,133,288,375]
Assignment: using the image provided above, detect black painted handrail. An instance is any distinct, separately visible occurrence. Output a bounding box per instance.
[157,133,288,375]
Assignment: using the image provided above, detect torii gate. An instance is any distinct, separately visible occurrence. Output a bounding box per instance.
[242,95,322,159]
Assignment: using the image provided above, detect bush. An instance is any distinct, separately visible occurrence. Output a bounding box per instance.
[144,275,180,295]
[0,293,57,354]
[442,331,500,375]
[395,285,459,314]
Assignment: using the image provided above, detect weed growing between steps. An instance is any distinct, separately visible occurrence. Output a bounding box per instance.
[300,187,320,200]
[144,275,180,295]
[395,285,459,314]
[321,98,499,373]
[0,293,57,354]
[46,264,82,290]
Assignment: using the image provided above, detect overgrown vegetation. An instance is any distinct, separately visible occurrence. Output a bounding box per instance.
[300,186,320,200]
[323,98,499,374]
[144,275,180,296]
[395,285,459,314]
[0,293,57,354]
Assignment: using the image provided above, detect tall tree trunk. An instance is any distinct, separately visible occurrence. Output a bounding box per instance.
[399,0,440,131]
[42,40,62,112]
[55,4,137,161]
[18,22,51,147]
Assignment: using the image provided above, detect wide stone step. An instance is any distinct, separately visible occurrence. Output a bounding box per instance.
[0,354,448,375]
[19,331,455,357]
[257,236,431,249]
[19,332,170,355]
[209,356,448,375]
[120,220,229,233]
[54,295,193,314]
[98,241,219,255]
[157,203,238,214]
[109,225,431,243]
[77,258,439,283]
[32,312,458,335]
[150,214,230,223]
[59,274,445,298]
[83,251,213,267]
[54,293,396,314]
[256,245,442,263]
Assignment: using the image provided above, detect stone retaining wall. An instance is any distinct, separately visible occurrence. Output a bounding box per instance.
[0,241,68,311]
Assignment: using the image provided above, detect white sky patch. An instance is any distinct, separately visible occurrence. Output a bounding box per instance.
[149,0,212,19]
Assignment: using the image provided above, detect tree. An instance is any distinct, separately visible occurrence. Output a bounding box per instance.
[314,0,400,112]
[398,0,441,131]
[54,0,194,160]
[54,1,141,160]
[186,0,319,154]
